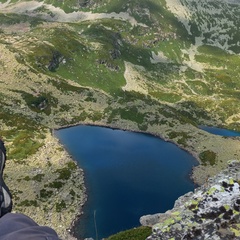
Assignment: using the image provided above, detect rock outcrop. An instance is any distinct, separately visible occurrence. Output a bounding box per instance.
[141,160,240,239]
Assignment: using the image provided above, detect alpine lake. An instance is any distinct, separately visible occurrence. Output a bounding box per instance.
[55,125,240,239]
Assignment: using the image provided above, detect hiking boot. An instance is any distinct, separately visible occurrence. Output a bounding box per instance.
[0,140,12,217]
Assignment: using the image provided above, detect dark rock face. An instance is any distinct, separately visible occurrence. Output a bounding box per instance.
[48,51,63,72]
[141,160,240,240]
[78,0,94,8]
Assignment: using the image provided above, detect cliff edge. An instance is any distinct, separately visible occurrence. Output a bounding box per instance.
[141,160,240,239]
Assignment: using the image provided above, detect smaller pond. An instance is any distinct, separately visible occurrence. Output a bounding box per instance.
[55,125,198,239]
[199,126,240,137]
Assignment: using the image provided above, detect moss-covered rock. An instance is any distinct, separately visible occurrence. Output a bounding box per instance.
[143,160,240,240]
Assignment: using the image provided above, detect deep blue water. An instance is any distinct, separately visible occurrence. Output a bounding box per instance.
[199,126,240,137]
[55,125,198,240]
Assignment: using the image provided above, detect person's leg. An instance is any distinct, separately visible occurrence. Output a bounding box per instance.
[0,213,59,240]
[0,139,12,216]
[0,139,59,239]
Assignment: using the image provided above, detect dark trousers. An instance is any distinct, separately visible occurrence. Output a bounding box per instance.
[0,213,59,240]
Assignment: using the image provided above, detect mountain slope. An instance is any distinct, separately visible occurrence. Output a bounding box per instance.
[0,0,240,238]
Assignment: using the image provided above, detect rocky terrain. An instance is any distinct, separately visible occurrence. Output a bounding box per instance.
[141,160,240,239]
[4,131,86,239]
[0,0,240,238]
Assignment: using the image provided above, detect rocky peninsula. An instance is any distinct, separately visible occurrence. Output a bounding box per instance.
[4,131,86,239]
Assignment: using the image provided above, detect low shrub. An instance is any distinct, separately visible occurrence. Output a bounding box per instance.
[106,226,152,240]
[199,150,217,166]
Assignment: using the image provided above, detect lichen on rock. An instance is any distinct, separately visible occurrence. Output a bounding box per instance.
[142,160,240,240]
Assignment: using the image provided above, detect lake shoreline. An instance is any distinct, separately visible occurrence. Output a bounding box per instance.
[52,130,88,240]
[53,124,198,239]
[53,120,240,238]
[53,121,201,179]
[53,122,201,239]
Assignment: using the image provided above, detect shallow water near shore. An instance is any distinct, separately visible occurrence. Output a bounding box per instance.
[55,125,198,239]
